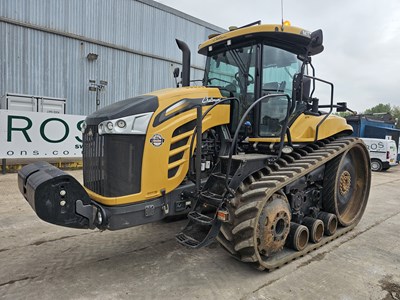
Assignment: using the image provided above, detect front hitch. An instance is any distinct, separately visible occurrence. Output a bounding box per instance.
[18,162,96,229]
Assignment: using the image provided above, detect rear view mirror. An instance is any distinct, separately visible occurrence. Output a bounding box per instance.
[291,74,311,102]
[311,29,323,48]
[336,102,347,112]
[307,29,324,55]
[173,67,180,78]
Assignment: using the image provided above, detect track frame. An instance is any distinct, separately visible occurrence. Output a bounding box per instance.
[217,137,371,270]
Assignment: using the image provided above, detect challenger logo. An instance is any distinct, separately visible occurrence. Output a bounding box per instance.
[202,97,221,104]
[150,134,164,147]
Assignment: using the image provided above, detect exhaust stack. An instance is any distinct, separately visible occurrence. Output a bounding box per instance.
[176,39,191,87]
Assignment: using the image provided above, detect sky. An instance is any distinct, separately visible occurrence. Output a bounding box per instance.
[156,0,400,113]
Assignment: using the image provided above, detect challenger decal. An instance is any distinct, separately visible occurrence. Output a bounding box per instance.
[150,134,164,147]
[202,97,222,104]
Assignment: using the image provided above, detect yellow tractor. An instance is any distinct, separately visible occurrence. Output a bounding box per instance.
[18,21,370,270]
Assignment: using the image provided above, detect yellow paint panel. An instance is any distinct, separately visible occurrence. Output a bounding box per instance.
[249,114,353,143]
[89,87,230,205]
[199,24,310,52]
[169,144,190,157]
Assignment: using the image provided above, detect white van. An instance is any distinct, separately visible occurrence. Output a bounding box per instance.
[361,138,398,171]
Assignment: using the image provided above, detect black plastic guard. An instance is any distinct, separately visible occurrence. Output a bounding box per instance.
[18,162,94,229]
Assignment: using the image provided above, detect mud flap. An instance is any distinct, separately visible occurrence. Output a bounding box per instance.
[18,162,95,229]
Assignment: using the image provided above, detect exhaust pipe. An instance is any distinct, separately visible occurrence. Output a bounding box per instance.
[285,223,309,251]
[317,212,338,236]
[176,39,191,87]
[302,217,324,243]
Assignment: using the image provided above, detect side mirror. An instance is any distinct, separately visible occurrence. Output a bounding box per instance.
[173,67,180,78]
[292,74,311,103]
[310,29,323,48]
[307,29,324,55]
[336,102,348,112]
[173,67,180,88]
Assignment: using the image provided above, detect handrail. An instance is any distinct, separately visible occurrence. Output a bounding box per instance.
[303,74,334,141]
[224,93,292,196]
[187,97,240,193]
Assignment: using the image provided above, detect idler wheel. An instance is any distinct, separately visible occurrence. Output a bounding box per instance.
[302,217,324,243]
[257,193,291,256]
[285,223,309,251]
[322,143,371,226]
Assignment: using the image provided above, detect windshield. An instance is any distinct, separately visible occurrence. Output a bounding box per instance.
[204,44,256,115]
[261,45,302,96]
[203,43,303,136]
[259,45,302,137]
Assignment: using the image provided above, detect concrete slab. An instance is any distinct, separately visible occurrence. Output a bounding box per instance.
[0,165,399,299]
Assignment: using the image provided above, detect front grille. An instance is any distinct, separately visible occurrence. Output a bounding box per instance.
[83,125,144,197]
[83,126,105,195]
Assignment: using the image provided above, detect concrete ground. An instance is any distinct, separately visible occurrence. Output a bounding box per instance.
[0,166,399,300]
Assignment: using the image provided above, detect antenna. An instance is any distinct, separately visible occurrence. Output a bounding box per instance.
[281,0,284,26]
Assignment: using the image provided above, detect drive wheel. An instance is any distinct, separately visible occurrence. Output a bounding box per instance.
[370,159,383,172]
[323,143,371,226]
[256,193,291,256]
[217,181,291,264]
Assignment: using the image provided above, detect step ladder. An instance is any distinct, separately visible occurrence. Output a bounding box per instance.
[175,187,226,249]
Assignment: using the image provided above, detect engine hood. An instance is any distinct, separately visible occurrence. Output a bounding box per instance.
[85,87,223,126]
[85,95,158,126]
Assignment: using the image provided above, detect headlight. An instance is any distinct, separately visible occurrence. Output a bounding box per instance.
[106,122,114,130]
[98,112,153,135]
[116,119,126,128]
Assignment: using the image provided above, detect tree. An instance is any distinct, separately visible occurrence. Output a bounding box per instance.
[364,103,392,114]
[391,106,400,129]
[363,103,400,129]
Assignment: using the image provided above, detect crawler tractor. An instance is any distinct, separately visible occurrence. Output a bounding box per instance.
[18,21,371,270]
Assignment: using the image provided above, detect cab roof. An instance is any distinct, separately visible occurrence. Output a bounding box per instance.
[198,24,324,57]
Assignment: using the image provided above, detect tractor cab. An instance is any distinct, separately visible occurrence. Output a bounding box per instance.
[203,41,302,137]
[199,22,337,146]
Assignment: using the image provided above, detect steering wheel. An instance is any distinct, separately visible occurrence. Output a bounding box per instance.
[235,72,254,86]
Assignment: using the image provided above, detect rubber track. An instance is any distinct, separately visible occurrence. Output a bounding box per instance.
[217,137,366,271]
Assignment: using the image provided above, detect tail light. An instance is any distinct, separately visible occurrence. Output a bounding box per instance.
[387,151,390,159]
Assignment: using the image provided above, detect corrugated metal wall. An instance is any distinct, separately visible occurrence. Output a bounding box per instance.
[0,0,224,115]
